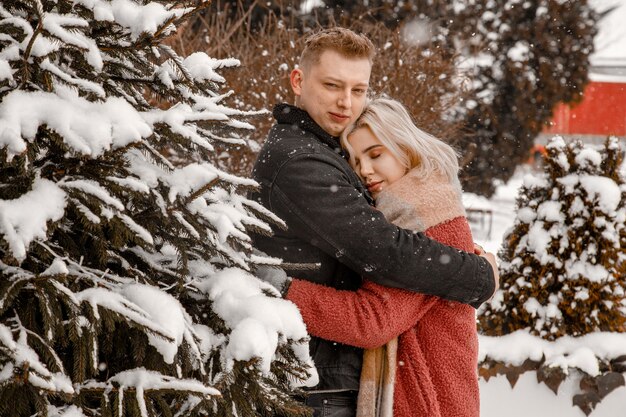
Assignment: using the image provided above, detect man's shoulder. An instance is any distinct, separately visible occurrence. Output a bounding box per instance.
[266,122,338,155]
[254,123,347,177]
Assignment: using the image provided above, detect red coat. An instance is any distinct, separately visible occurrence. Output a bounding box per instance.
[286,171,480,417]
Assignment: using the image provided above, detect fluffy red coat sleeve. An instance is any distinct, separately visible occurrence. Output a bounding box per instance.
[286,279,438,349]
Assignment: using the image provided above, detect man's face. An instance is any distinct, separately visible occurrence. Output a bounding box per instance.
[290,50,372,137]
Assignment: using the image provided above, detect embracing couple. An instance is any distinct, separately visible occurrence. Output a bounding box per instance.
[251,27,499,417]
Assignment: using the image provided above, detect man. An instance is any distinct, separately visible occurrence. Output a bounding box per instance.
[251,27,499,416]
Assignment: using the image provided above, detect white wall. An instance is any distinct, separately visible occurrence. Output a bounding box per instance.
[480,371,626,417]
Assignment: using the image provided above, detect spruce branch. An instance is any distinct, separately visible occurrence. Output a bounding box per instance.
[158,44,193,84]
[18,0,47,81]
[35,241,128,287]
[166,0,215,34]
[8,315,66,375]
[0,275,34,316]
[140,140,175,171]
[152,16,179,41]
[182,178,220,206]
[123,247,181,280]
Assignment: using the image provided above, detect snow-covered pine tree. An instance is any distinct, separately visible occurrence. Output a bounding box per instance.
[0,1,315,417]
[477,137,626,414]
[479,136,626,339]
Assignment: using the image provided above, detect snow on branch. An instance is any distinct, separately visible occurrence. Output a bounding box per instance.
[156,51,239,85]
[76,287,175,342]
[126,156,256,204]
[121,283,192,364]
[0,177,66,261]
[192,268,318,387]
[240,197,286,230]
[0,86,152,159]
[118,214,154,245]
[47,405,88,417]
[40,59,105,97]
[71,282,201,366]
[41,12,103,70]
[108,367,219,417]
[106,175,150,194]
[62,179,125,210]
[72,0,192,41]
[0,324,74,394]
[189,196,250,244]
[0,59,14,84]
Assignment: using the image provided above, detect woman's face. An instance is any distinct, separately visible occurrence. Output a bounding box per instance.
[347,127,406,198]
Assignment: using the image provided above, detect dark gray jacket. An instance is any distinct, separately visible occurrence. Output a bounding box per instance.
[250,103,495,391]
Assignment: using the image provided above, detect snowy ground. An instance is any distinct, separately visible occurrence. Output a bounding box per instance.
[463,161,626,417]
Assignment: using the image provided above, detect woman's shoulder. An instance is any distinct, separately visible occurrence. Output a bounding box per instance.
[377,169,465,230]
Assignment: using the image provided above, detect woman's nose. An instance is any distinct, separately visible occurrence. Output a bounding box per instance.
[360,160,373,177]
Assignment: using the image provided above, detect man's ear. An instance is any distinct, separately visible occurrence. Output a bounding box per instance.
[290,68,303,96]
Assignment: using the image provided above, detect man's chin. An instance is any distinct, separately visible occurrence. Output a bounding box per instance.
[324,123,347,137]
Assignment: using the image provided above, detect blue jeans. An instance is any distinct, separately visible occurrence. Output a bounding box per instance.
[305,391,357,417]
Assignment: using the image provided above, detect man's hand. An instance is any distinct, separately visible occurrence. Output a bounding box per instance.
[471,243,499,302]
[473,243,500,297]
[473,243,485,256]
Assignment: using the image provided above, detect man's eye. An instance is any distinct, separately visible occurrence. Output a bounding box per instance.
[326,83,338,88]
[353,89,366,95]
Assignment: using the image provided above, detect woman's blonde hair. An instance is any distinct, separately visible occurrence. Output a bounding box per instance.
[341,98,460,186]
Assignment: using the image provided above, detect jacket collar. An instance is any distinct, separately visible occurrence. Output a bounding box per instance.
[273,103,343,154]
[273,103,373,204]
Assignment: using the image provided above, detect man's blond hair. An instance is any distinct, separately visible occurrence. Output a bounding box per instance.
[300,27,376,69]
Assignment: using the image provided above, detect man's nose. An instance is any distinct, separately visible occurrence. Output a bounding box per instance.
[337,89,352,109]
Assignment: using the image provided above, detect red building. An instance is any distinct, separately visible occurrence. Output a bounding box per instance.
[543,78,626,139]
[539,14,626,146]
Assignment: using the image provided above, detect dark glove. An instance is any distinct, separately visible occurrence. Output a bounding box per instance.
[255,264,292,297]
